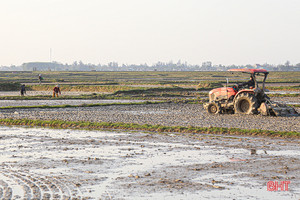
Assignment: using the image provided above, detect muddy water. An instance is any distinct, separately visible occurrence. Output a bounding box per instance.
[0,127,299,199]
[0,99,151,107]
[0,91,99,96]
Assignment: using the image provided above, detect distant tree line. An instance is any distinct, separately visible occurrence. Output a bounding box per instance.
[0,60,299,71]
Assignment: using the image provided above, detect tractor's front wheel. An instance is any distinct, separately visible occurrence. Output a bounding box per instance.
[206,102,221,114]
[234,93,258,115]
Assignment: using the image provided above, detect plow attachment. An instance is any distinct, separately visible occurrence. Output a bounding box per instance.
[258,100,299,116]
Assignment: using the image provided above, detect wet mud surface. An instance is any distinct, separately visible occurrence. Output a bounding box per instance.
[0,126,299,199]
[271,97,300,105]
[0,99,150,107]
[1,103,299,132]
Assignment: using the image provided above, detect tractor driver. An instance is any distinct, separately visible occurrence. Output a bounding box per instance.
[241,76,255,88]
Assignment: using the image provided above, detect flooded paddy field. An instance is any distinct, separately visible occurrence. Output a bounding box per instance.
[1,103,299,132]
[0,126,299,199]
[271,97,300,105]
[0,99,151,107]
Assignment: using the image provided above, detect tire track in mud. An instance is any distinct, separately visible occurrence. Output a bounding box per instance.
[0,179,12,200]
[0,168,86,199]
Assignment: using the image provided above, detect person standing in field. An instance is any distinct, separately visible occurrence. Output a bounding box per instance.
[53,85,61,97]
[38,74,43,84]
[20,84,26,96]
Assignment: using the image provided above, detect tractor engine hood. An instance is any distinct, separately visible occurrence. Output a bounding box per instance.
[209,87,237,101]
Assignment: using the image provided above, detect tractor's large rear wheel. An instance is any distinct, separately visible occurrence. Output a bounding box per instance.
[234,93,258,115]
[206,102,221,114]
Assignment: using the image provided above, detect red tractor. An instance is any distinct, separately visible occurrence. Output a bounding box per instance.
[203,69,298,116]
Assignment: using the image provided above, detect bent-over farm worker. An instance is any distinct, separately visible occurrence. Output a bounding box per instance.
[53,85,61,97]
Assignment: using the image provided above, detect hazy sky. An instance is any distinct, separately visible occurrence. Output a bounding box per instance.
[0,0,299,66]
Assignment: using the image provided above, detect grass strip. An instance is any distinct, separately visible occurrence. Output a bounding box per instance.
[113,87,196,95]
[266,85,300,91]
[0,101,167,110]
[0,118,298,138]
[268,93,300,97]
[288,104,300,107]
